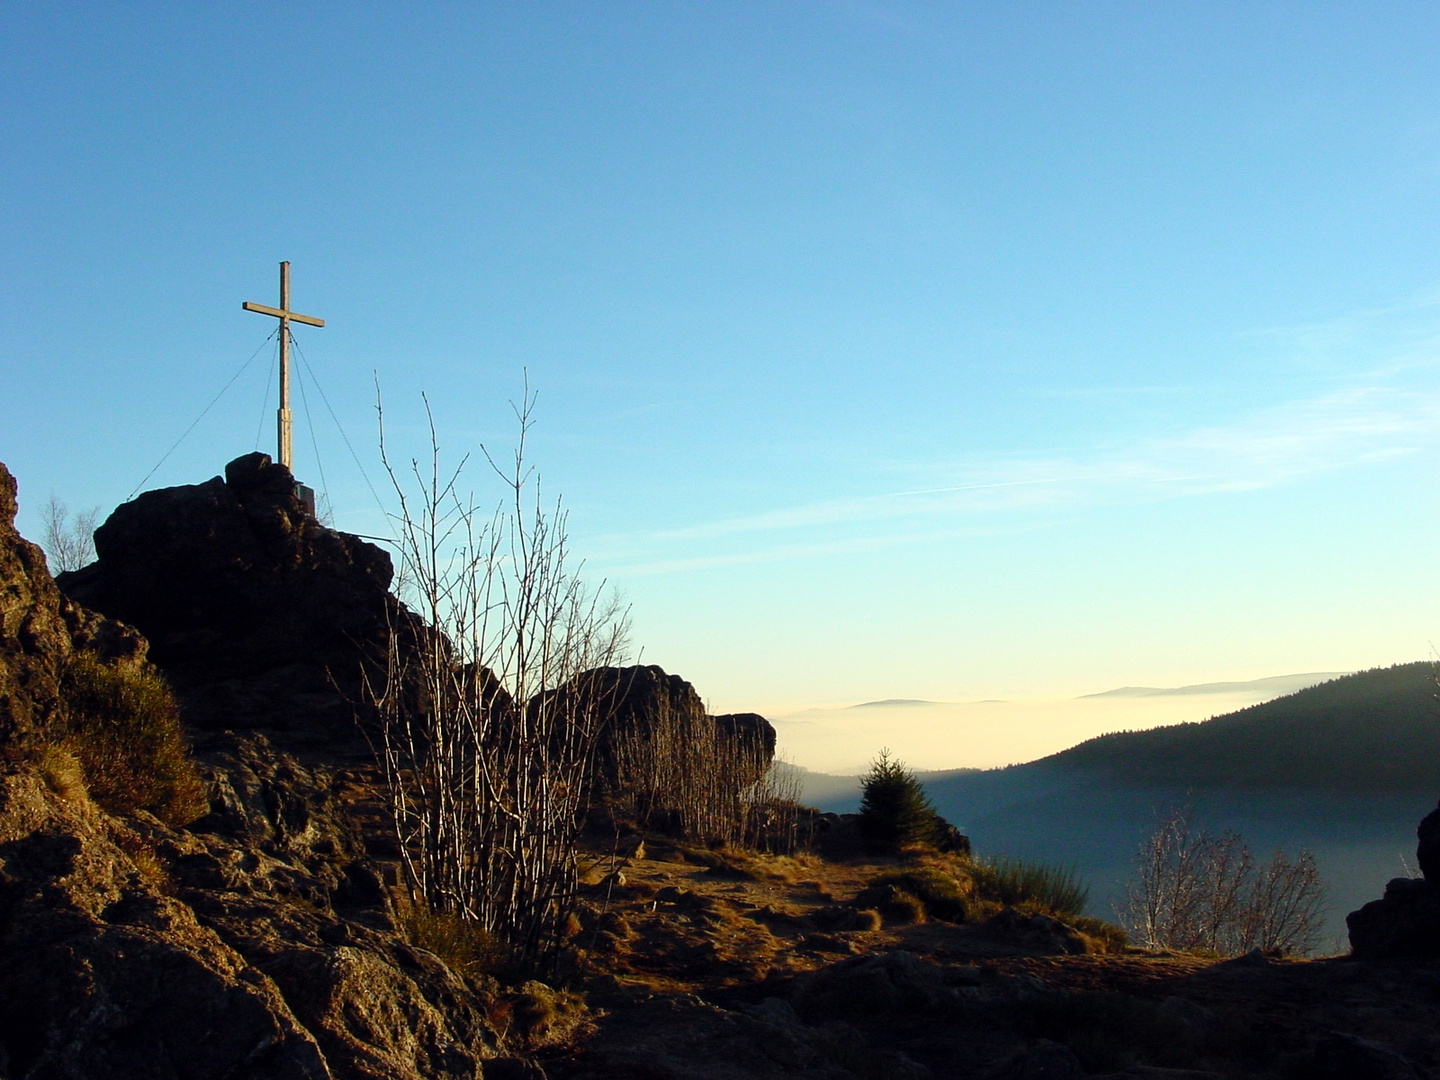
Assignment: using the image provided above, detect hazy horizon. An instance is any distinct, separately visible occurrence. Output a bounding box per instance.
[770,669,1355,774]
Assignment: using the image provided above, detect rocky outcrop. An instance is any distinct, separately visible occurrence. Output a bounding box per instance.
[0,735,500,1079]
[573,665,777,804]
[1347,798,1440,958]
[0,764,332,1078]
[1417,801,1440,881]
[0,462,69,761]
[0,458,500,1078]
[156,735,497,1079]
[57,457,776,814]
[58,453,403,761]
[1346,876,1440,958]
[0,463,143,764]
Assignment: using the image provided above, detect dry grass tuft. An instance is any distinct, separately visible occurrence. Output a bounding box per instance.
[850,908,883,932]
[56,653,208,826]
[110,825,173,891]
[1069,915,1130,953]
[38,744,89,803]
[965,855,1089,918]
[866,866,970,922]
[400,902,511,977]
[863,851,1128,948]
[507,981,593,1049]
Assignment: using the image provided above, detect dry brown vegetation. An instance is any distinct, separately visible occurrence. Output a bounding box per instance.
[558,823,1130,1002]
[609,716,808,853]
[52,651,207,826]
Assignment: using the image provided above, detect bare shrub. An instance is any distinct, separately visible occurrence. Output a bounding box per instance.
[42,496,99,574]
[742,755,808,854]
[1122,807,1325,955]
[609,712,803,853]
[369,390,629,970]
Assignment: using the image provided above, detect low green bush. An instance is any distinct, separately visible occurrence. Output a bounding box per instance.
[56,653,207,826]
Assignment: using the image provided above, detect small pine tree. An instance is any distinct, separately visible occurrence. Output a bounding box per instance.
[857,748,942,851]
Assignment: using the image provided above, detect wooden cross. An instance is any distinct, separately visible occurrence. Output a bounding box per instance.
[243,261,325,470]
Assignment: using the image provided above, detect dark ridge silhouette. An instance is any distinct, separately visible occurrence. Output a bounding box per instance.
[1044,662,1439,791]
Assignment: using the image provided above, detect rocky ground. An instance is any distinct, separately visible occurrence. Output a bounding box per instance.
[526,832,1440,1080]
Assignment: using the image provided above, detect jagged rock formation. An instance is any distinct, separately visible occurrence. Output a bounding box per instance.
[0,464,144,763]
[578,665,777,800]
[57,457,778,801]
[0,460,71,760]
[59,453,401,761]
[1347,798,1440,958]
[0,459,500,1079]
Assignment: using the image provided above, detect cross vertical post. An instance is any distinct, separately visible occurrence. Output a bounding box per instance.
[278,262,292,469]
[243,261,325,471]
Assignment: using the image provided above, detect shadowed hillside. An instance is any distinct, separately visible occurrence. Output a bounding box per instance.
[803,665,1440,942]
[1046,662,1440,791]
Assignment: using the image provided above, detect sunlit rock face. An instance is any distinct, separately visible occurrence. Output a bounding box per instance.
[58,452,403,760]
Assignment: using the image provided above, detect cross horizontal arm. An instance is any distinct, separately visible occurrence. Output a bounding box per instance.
[242,301,326,327]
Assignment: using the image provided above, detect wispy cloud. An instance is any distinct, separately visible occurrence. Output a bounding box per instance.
[592,380,1440,574]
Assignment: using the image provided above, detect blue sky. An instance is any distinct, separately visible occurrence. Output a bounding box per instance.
[4,3,1440,730]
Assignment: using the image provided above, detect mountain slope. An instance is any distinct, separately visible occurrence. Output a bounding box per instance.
[1044,662,1440,791]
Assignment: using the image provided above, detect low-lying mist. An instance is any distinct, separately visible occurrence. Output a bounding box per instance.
[772,672,1344,775]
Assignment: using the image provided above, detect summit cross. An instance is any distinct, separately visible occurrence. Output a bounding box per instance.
[243,261,325,470]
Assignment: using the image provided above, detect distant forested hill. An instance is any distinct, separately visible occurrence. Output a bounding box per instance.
[1045,662,1440,791]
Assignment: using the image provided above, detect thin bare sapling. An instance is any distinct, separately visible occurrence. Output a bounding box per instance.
[369,389,628,967]
[1122,806,1325,956]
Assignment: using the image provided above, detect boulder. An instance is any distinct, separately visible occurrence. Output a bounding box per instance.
[567,991,929,1080]
[562,665,776,812]
[1416,799,1440,881]
[1347,798,1440,958]
[713,711,778,763]
[1002,1040,1084,1080]
[1346,877,1440,958]
[1311,1031,1421,1080]
[982,909,1089,955]
[58,453,405,760]
[788,950,962,1022]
